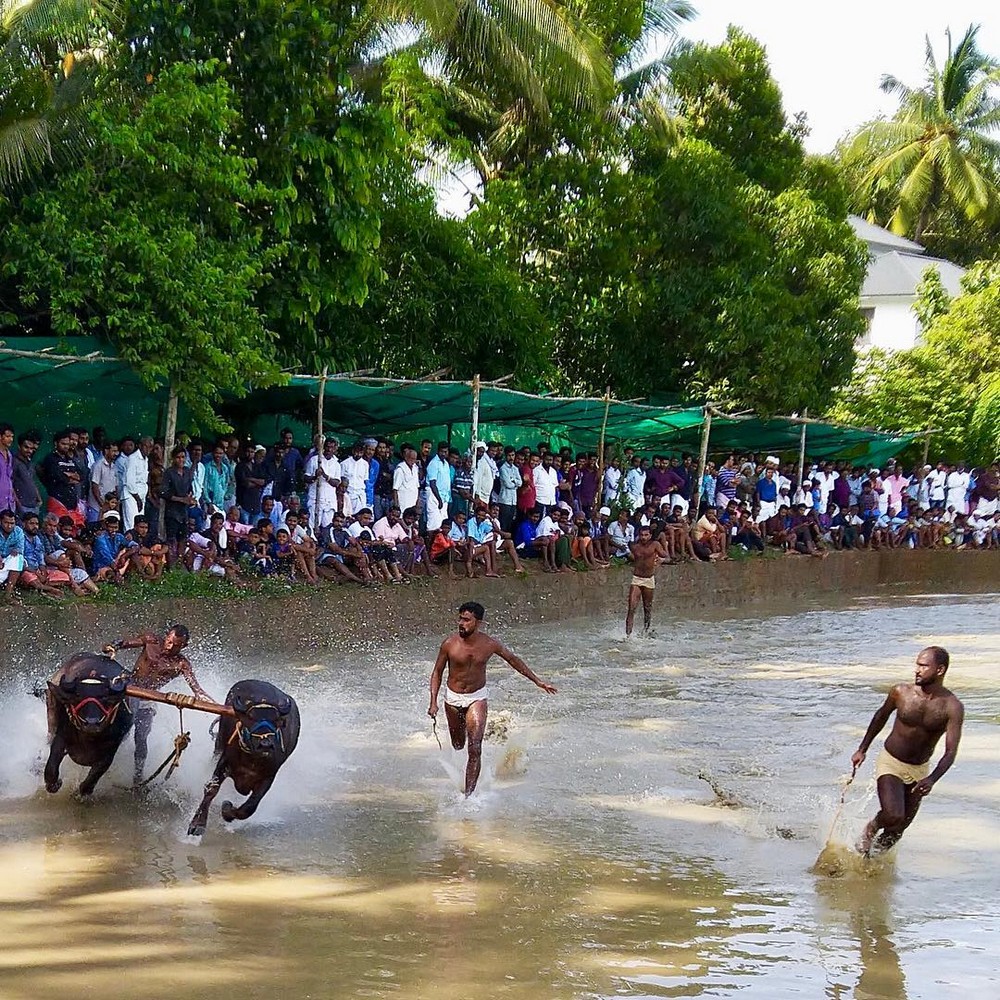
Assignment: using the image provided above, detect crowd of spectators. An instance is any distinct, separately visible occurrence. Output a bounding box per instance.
[0,422,997,599]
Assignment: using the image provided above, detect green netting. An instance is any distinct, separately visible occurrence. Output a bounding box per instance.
[0,337,914,464]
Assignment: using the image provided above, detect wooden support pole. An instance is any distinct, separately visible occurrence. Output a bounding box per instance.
[316,365,329,440]
[693,406,713,508]
[596,387,611,496]
[797,408,809,489]
[125,685,235,718]
[921,427,932,469]
[470,373,481,476]
[159,384,179,538]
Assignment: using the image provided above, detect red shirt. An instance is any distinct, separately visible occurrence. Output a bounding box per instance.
[517,463,536,512]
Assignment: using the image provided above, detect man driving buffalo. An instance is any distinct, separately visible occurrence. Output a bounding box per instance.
[104,624,213,785]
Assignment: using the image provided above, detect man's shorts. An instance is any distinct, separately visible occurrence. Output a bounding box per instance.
[875,746,930,785]
[630,575,655,590]
[165,517,189,543]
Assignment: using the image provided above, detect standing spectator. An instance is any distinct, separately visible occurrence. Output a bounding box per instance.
[623,456,645,512]
[88,440,119,523]
[497,448,522,533]
[451,452,474,517]
[946,463,971,515]
[12,431,42,517]
[38,430,83,525]
[533,452,559,515]
[203,442,233,513]
[122,436,152,530]
[341,440,369,511]
[187,440,206,526]
[304,436,342,530]
[161,446,195,566]
[235,443,266,522]
[363,439,380,510]
[0,423,15,512]
[472,443,495,508]
[714,456,738,507]
[392,445,420,515]
[603,456,622,506]
[518,452,538,517]
[424,442,454,535]
[261,441,293,502]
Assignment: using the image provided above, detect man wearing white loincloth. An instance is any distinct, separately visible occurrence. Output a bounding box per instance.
[428,601,557,796]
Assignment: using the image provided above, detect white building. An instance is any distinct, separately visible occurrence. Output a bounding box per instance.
[849,215,966,352]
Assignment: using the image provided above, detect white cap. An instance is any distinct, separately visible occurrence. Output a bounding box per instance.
[599,506,611,516]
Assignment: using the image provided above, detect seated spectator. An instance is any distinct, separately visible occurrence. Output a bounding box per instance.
[92,511,131,583]
[284,511,319,585]
[317,511,370,585]
[429,518,460,578]
[532,507,561,573]
[607,510,635,561]
[691,508,724,562]
[467,506,501,579]
[126,516,167,581]
[20,512,71,597]
[0,508,26,597]
[486,501,525,573]
[42,513,99,595]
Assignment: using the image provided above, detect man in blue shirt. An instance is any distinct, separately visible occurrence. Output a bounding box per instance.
[0,508,26,596]
[425,443,457,534]
[467,507,500,578]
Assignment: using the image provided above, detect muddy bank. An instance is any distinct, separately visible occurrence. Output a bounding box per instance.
[3,550,997,668]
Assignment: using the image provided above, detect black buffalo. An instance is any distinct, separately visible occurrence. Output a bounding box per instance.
[188,680,299,836]
[44,653,133,796]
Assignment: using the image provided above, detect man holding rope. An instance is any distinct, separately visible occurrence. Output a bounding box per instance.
[851,646,963,855]
[428,601,557,797]
[104,625,213,785]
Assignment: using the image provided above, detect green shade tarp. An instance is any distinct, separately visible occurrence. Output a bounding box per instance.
[0,337,914,464]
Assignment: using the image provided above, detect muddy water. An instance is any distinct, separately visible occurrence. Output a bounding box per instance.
[1,595,998,1000]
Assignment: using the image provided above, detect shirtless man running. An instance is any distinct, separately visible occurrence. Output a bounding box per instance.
[104,625,212,784]
[852,646,964,855]
[428,601,557,797]
[626,525,667,636]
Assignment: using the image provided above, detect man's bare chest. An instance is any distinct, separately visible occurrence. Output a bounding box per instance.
[896,695,949,733]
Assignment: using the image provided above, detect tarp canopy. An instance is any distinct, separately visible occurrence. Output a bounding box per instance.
[0,337,915,464]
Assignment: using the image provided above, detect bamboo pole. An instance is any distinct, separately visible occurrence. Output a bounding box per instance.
[797,408,809,490]
[159,384,179,538]
[316,365,329,439]
[693,406,713,509]
[470,373,481,476]
[313,366,329,539]
[596,387,611,501]
[125,685,235,718]
[921,427,932,468]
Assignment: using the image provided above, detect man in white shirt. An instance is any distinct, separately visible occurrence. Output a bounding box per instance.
[607,511,635,559]
[532,453,559,514]
[813,463,839,510]
[89,441,119,522]
[945,463,970,515]
[392,444,420,513]
[603,458,622,505]
[304,437,342,529]
[624,457,646,512]
[122,436,151,530]
[340,440,369,511]
[532,506,560,572]
[929,463,948,509]
[472,443,496,507]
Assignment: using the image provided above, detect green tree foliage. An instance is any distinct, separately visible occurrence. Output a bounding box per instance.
[0,0,117,189]
[832,261,1000,463]
[0,64,282,428]
[913,266,951,332]
[124,0,401,369]
[841,24,1000,245]
[322,177,553,383]
[470,30,867,414]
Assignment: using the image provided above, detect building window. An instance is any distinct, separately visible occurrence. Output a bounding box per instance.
[857,307,875,348]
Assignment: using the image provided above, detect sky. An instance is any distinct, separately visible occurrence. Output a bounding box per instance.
[679,1,1000,152]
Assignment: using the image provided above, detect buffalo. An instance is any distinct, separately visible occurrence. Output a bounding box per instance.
[188,679,299,836]
[44,653,133,796]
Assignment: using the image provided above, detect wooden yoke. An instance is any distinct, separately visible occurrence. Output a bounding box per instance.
[126,685,236,718]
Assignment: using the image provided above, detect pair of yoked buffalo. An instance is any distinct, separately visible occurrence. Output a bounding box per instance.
[44,652,299,836]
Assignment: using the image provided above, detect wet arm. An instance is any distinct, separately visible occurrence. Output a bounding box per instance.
[115,633,155,651]
[428,645,448,713]
[927,702,964,786]
[854,688,898,758]
[496,642,557,694]
[179,658,212,701]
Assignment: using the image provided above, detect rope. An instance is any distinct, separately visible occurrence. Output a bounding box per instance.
[821,764,857,846]
[139,708,191,786]
[431,716,442,750]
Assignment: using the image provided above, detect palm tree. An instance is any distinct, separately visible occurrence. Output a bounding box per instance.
[0,0,114,190]
[357,0,695,189]
[842,24,1000,241]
